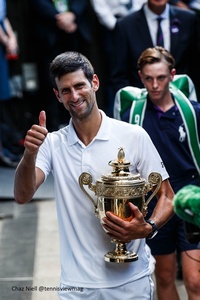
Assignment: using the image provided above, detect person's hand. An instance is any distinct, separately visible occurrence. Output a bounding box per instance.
[0,25,18,55]
[55,12,77,33]
[102,203,149,242]
[5,34,18,55]
[24,111,48,156]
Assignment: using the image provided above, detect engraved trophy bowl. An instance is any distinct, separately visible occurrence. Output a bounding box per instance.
[79,148,162,263]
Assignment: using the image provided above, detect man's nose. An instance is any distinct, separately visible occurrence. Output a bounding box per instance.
[71,89,79,101]
[152,79,158,88]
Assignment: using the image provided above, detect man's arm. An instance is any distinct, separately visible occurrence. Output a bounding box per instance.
[0,18,18,56]
[102,179,174,242]
[14,111,48,204]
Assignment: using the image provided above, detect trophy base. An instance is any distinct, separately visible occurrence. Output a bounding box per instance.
[104,251,138,263]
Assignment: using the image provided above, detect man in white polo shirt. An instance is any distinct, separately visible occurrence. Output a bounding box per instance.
[14,51,174,299]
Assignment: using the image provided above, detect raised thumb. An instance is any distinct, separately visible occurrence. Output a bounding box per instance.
[39,110,46,128]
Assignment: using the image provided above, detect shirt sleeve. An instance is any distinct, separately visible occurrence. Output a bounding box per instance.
[35,134,52,181]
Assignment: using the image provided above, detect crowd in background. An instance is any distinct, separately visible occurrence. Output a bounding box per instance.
[1,1,200,134]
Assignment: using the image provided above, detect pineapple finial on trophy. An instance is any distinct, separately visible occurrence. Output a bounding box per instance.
[117,147,125,163]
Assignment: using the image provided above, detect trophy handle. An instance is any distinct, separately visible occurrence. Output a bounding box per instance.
[142,172,162,216]
[79,172,98,214]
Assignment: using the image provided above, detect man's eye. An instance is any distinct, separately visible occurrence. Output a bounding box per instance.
[76,83,85,89]
[145,77,152,81]
[62,89,70,94]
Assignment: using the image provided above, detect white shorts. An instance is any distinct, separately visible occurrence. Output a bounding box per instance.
[58,275,154,299]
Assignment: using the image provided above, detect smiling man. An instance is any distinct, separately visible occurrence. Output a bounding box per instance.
[14,51,174,300]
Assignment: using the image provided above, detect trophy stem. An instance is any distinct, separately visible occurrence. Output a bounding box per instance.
[104,241,138,263]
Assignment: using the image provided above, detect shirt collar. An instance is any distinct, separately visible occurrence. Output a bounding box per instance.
[68,110,111,146]
[147,94,178,118]
[144,2,169,20]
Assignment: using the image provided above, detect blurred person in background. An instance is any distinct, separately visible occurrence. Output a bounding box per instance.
[170,0,200,98]
[90,0,147,117]
[0,0,19,167]
[29,0,92,131]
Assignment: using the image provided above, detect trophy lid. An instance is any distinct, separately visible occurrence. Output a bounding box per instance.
[109,147,130,170]
[100,148,144,183]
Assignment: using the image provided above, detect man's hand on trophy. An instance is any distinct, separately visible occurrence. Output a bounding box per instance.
[102,203,150,242]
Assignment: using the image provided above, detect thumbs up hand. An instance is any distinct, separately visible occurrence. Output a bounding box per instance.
[24,111,48,156]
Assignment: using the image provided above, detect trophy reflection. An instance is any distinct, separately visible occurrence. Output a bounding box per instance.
[79,148,161,263]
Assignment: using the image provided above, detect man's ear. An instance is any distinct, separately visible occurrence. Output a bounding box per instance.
[92,74,100,92]
[138,70,144,84]
[53,88,62,103]
[170,68,176,82]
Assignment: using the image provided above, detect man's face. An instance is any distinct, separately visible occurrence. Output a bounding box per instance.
[139,61,175,103]
[148,0,168,14]
[53,69,99,120]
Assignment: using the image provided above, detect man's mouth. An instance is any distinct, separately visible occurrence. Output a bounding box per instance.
[151,91,160,95]
[71,100,84,107]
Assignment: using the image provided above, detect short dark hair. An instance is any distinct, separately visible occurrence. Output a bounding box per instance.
[49,51,94,87]
[137,47,175,72]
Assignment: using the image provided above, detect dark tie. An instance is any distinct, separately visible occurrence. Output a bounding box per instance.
[156,17,164,47]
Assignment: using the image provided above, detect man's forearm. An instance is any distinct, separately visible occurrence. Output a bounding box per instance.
[14,151,37,204]
[149,180,174,229]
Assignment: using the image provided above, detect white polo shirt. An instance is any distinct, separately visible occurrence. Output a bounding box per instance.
[36,110,168,288]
